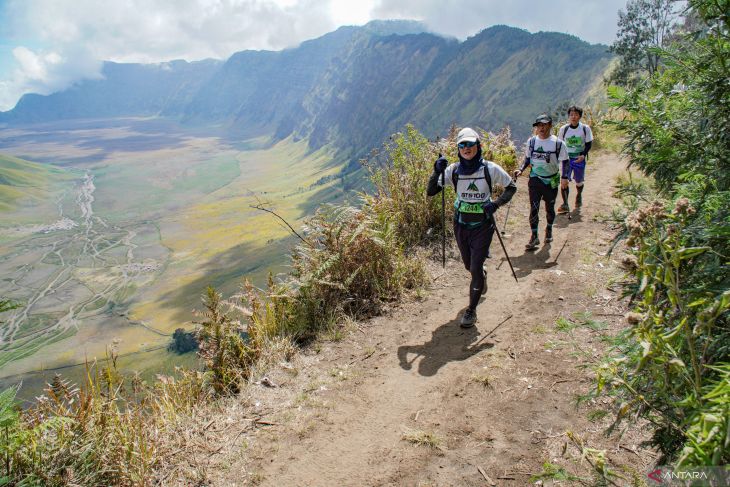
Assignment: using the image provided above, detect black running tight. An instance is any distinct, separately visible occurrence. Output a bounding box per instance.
[528,177,558,234]
[454,221,494,310]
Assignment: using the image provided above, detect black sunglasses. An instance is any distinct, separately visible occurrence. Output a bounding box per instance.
[458,141,477,149]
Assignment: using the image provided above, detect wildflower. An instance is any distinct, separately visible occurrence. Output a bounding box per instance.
[672,197,695,216]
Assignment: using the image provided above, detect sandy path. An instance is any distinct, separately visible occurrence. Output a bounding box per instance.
[216,152,656,486]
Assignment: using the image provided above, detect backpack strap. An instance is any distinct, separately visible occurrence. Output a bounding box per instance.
[529,136,535,155]
[562,124,587,139]
[483,164,493,196]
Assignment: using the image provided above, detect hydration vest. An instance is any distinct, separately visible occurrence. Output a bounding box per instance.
[451,162,493,226]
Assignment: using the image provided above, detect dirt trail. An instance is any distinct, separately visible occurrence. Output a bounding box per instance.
[214,152,656,486]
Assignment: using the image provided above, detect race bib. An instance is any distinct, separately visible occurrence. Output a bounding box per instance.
[458,202,483,214]
[456,201,486,224]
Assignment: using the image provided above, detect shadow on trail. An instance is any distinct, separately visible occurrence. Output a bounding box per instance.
[500,243,557,279]
[553,208,583,229]
[397,317,494,377]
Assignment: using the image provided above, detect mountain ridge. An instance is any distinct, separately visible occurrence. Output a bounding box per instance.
[0,22,613,157]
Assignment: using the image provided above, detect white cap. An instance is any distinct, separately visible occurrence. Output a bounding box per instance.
[457,127,479,144]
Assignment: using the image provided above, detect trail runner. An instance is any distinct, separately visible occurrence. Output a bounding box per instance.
[557,105,593,213]
[513,114,570,250]
[427,127,516,327]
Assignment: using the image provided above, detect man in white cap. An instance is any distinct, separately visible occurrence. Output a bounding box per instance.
[427,127,516,327]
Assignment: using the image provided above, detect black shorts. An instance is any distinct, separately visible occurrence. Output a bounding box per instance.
[453,221,495,273]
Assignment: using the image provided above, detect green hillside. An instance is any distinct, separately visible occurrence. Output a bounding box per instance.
[0,154,73,214]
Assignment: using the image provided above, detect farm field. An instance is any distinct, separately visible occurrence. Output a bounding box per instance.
[0,118,345,393]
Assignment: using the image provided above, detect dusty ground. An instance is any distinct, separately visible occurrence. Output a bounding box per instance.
[197,152,658,486]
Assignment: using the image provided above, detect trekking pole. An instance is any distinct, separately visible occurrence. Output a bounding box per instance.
[441,162,446,268]
[491,217,518,283]
[500,178,516,235]
[501,198,512,235]
[436,138,446,268]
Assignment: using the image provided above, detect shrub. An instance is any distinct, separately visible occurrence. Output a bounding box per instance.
[196,286,257,395]
[364,124,451,249]
[0,357,208,485]
[169,328,198,354]
[290,205,426,340]
[595,0,729,466]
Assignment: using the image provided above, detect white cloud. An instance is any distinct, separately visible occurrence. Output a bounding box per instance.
[371,0,628,45]
[0,0,355,110]
[0,45,103,110]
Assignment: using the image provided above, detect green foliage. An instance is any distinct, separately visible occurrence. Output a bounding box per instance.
[678,363,730,465]
[595,0,730,466]
[530,462,585,482]
[196,286,257,395]
[169,328,198,354]
[609,0,680,86]
[556,312,608,333]
[0,300,20,323]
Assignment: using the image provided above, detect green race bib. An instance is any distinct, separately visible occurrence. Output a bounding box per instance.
[458,201,483,214]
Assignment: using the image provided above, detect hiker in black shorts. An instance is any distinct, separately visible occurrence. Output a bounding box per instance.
[427,127,516,327]
[513,114,569,250]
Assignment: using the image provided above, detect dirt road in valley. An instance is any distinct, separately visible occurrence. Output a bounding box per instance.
[212,152,656,486]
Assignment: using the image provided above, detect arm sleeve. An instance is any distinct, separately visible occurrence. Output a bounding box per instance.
[494,183,516,208]
[426,164,455,196]
[582,140,592,157]
[520,138,533,172]
[426,171,442,196]
[519,156,531,172]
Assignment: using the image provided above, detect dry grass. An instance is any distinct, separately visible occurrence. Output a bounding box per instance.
[402,429,444,449]
[470,374,493,388]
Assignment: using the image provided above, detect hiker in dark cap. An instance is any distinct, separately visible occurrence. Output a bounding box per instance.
[427,127,516,327]
[513,114,569,250]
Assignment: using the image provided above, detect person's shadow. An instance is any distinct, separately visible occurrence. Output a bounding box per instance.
[500,243,557,279]
[397,315,494,376]
[554,208,583,229]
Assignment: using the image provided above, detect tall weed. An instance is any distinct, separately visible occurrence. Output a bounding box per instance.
[0,356,208,485]
[290,204,427,339]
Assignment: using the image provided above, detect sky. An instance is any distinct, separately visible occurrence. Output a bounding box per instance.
[0,0,629,111]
